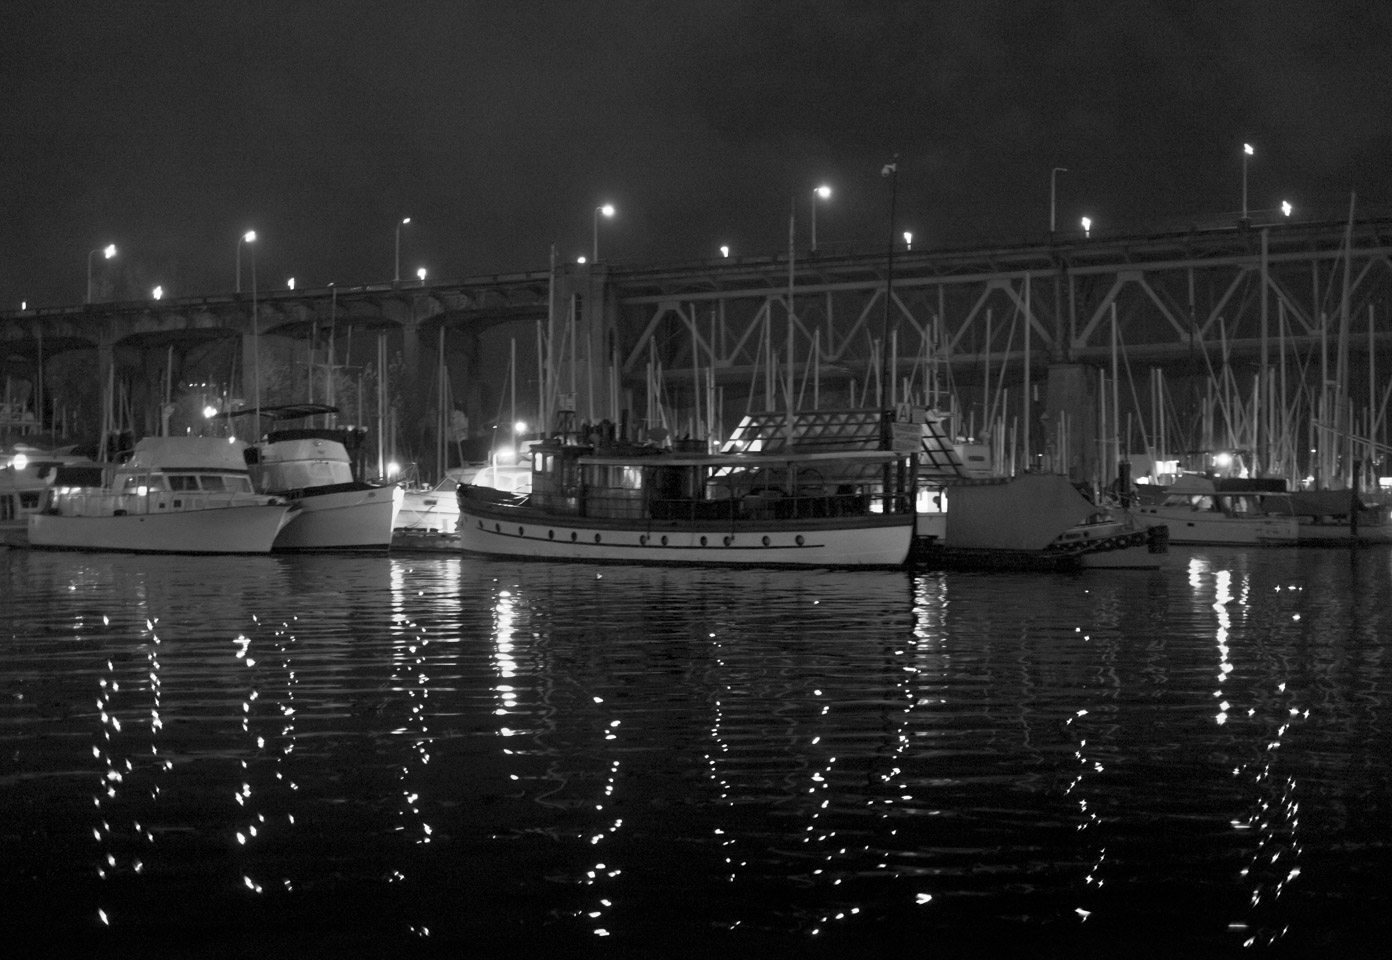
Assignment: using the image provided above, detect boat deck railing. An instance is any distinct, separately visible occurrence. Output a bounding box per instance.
[46,491,280,518]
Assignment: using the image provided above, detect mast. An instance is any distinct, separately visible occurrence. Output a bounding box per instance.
[880,155,899,410]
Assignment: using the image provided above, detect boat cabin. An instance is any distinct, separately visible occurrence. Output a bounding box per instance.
[526,441,911,523]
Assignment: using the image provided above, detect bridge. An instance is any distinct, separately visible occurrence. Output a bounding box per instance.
[4,215,1392,484]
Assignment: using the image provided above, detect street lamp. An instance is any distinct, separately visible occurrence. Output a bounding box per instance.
[1281,200,1293,217]
[153,285,163,300]
[720,245,730,258]
[810,184,831,252]
[395,217,411,282]
[86,244,116,304]
[416,267,427,284]
[1081,216,1092,239]
[593,203,615,262]
[236,230,256,293]
[903,231,913,250]
[1050,167,1068,236]
[1242,143,1254,223]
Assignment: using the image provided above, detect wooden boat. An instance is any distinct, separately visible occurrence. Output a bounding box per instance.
[457,410,918,568]
[27,436,295,554]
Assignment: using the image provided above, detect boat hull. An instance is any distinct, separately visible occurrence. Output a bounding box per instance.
[273,484,403,551]
[458,502,913,568]
[28,504,294,554]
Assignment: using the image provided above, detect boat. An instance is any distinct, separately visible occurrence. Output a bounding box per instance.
[2,444,84,537]
[914,472,1167,570]
[1129,474,1298,545]
[394,461,530,536]
[456,409,919,568]
[910,408,1168,570]
[1268,488,1392,546]
[26,436,296,554]
[1,470,47,540]
[246,427,402,551]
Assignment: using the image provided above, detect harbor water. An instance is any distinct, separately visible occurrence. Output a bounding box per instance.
[2,546,1390,957]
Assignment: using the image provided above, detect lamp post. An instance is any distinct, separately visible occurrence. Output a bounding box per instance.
[903,231,913,251]
[1050,167,1068,236]
[416,267,427,285]
[395,217,411,282]
[593,204,615,262]
[1241,143,1254,224]
[810,184,831,252]
[86,244,116,304]
[1081,216,1092,239]
[236,230,256,294]
[153,285,163,300]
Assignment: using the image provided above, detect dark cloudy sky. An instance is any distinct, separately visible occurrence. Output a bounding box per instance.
[3,0,1389,309]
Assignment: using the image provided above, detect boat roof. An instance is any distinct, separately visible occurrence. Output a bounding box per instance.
[125,436,251,471]
[576,448,908,468]
[220,403,339,421]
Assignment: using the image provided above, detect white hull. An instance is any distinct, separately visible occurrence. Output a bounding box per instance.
[458,505,912,567]
[29,503,294,554]
[1132,508,1297,545]
[395,490,459,534]
[273,484,403,551]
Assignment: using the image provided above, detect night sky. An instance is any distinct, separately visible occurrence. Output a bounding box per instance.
[4,0,1389,310]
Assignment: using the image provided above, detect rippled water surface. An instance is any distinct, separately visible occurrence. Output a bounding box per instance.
[3,546,1391,958]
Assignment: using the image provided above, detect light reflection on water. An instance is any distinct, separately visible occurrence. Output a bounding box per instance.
[2,548,1391,955]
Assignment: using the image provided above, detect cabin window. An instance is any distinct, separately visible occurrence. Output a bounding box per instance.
[168,475,200,491]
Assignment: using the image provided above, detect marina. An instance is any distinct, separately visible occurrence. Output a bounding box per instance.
[6,5,1390,955]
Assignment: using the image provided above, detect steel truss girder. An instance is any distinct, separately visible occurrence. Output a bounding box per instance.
[611,220,1392,388]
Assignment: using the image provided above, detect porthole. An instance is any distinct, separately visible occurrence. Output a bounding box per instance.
[518,526,525,536]
[699,536,707,547]
[661,535,669,546]
[795,535,805,546]
[762,536,771,546]
[570,531,578,542]
[477,520,484,529]
[548,530,555,540]
[594,533,602,543]
[723,535,733,546]
[639,535,647,545]
[495,522,501,533]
